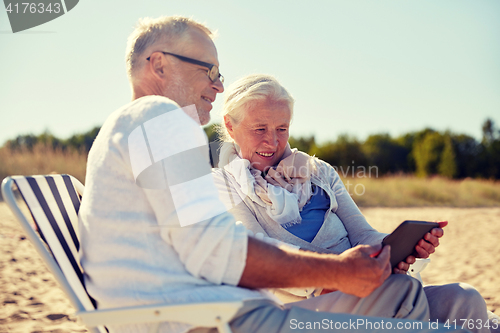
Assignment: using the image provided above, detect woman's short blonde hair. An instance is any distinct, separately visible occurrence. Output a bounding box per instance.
[218,74,294,142]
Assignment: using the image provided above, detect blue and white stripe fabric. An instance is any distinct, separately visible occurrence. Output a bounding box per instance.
[11,175,96,312]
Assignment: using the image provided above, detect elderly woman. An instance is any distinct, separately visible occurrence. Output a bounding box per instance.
[212,74,498,332]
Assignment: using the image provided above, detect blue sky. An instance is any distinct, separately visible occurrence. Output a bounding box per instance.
[1,0,499,146]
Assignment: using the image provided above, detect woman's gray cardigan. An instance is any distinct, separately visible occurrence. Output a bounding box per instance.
[213,157,387,301]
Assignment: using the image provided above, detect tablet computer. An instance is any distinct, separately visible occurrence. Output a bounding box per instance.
[382,220,440,268]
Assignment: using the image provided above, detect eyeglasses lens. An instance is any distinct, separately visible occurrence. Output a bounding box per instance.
[209,66,224,84]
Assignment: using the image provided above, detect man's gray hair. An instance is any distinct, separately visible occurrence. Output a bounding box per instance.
[218,74,295,142]
[125,16,214,79]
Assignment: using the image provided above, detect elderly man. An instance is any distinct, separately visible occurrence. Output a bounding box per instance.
[79,16,468,333]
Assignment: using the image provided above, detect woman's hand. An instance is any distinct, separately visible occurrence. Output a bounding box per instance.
[394,221,448,274]
[393,255,415,274]
[415,221,447,258]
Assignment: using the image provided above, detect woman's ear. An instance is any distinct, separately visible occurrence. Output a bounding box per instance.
[224,115,235,139]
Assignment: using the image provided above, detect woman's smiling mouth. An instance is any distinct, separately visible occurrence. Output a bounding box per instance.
[257,152,274,157]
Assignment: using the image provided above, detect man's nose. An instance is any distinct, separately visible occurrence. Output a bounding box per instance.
[212,78,224,93]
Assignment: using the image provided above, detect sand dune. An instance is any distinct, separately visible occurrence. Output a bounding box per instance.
[1,202,498,332]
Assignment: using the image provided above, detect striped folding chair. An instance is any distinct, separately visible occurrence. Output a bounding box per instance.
[2,174,241,333]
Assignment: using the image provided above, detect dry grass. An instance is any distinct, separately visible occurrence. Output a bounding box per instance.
[0,146,498,207]
[0,144,87,186]
[341,175,500,207]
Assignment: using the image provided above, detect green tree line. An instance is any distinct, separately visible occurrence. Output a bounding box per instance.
[6,127,101,153]
[4,119,500,179]
[287,119,500,179]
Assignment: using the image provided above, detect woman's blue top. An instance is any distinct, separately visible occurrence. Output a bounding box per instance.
[283,185,330,242]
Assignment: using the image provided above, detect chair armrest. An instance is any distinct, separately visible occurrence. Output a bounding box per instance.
[76,300,243,328]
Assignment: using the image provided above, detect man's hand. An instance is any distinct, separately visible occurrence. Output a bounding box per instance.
[332,244,391,298]
[239,237,391,298]
[394,221,448,274]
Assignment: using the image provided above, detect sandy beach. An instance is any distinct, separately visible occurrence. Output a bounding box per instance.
[1,202,499,332]
[363,207,500,317]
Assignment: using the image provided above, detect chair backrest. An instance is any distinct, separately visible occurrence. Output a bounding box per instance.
[2,174,105,333]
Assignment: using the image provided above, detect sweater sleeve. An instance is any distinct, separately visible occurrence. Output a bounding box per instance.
[123,98,249,286]
[318,159,387,247]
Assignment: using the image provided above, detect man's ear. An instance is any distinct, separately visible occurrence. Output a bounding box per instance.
[224,115,235,139]
[148,52,168,79]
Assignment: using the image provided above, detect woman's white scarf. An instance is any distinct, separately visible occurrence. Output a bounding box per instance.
[218,142,313,226]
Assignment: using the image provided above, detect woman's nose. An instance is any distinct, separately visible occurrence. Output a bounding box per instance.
[264,132,278,147]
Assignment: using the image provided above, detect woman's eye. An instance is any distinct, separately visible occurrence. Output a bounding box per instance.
[256,128,265,132]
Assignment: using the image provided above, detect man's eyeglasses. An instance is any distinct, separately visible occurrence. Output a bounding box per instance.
[147,51,224,84]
